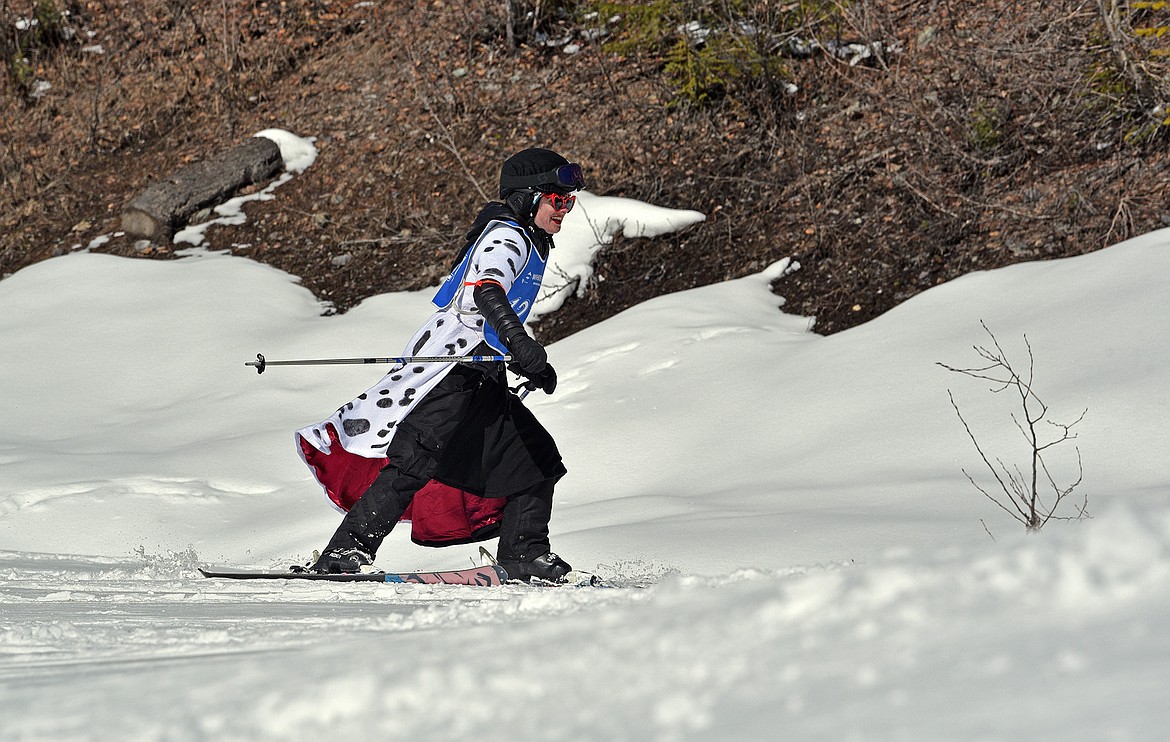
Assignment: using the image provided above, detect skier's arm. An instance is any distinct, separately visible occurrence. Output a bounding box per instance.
[473,281,546,374]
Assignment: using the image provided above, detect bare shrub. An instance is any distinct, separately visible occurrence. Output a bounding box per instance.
[939,322,1088,532]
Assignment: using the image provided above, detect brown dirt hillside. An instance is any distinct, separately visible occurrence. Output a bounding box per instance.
[3,0,1169,342]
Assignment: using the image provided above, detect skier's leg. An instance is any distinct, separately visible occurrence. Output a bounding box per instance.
[312,368,480,573]
[495,479,553,562]
[315,456,431,568]
[495,478,571,582]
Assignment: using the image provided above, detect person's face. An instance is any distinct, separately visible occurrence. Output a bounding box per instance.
[533,192,575,234]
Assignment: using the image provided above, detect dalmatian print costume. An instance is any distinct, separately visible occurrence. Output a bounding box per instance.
[296,217,545,462]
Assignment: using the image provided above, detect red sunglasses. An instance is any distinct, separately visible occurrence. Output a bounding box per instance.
[541,192,576,212]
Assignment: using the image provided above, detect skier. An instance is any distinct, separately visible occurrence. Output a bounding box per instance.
[295,147,585,582]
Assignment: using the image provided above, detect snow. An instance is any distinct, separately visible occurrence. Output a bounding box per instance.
[2,133,1170,740]
[535,190,705,315]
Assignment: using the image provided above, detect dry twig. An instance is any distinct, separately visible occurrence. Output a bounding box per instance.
[939,321,1088,531]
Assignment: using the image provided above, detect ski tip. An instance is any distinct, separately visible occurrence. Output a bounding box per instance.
[567,570,602,587]
[477,545,499,566]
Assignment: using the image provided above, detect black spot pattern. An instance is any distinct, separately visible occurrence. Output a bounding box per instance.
[413,330,431,355]
[318,224,539,457]
[343,418,371,436]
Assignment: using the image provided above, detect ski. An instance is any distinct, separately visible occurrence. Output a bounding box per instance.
[199,564,508,586]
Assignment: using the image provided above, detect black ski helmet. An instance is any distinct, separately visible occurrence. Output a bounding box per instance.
[498,148,585,221]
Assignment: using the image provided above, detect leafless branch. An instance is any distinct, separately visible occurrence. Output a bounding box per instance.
[939,322,1089,531]
[400,44,491,202]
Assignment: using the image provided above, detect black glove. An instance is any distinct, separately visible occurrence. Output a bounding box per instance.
[474,282,547,374]
[508,361,557,395]
[507,333,548,375]
[531,364,557,395]
[537,364,557,394]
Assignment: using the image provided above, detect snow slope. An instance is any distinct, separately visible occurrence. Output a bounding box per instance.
[2,198,1169,739]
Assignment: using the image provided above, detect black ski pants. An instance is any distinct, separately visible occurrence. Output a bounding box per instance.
[322,364,557,563]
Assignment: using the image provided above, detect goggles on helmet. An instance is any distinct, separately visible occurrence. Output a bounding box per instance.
[501,163,586,192]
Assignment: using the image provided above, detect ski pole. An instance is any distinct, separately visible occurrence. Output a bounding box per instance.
[245,352,511,374]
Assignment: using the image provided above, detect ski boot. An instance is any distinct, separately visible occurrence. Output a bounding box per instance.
[498,552,573,584]
[309,547,373,574]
